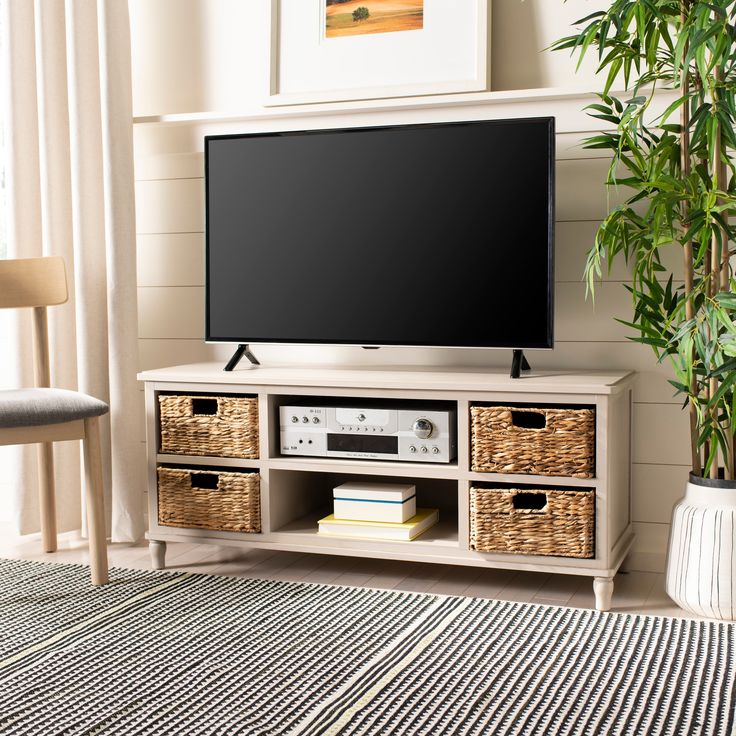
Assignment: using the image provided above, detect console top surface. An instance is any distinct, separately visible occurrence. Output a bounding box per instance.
[138,363,634,395]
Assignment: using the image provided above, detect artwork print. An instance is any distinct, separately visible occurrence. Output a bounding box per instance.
[325,0,424,38]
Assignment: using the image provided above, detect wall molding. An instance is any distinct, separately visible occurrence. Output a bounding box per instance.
[133,85,678,137]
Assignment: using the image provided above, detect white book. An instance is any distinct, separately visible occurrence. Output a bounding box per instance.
[333,481,416,523]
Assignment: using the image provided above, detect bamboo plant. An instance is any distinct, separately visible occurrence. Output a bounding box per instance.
[552,0,736,480]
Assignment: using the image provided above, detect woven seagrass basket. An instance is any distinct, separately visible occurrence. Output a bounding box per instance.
[157,467,261,533]
[470,405,595,478]
[469,486,594,558]
[159,394,258,459]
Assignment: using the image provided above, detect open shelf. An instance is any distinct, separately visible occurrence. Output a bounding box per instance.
[271,509,459,549]
[267,469,459,544]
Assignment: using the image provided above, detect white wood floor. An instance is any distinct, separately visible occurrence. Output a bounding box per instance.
[0,530,708,620]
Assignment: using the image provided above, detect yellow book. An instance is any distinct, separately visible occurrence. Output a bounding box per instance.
[317,508,439,541]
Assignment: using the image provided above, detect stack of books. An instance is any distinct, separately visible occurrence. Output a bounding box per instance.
[318,481,439,541]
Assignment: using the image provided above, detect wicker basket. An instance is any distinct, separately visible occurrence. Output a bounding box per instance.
[157,467,261,533]
[159,394,258,458]
[469,486,594,558]
[470,405,595,478]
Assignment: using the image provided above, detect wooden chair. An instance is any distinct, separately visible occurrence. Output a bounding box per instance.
[0,256,109,584]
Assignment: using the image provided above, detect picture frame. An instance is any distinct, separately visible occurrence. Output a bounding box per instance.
[266,0,490,107]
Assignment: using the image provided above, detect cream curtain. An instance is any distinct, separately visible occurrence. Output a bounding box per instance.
[2,0,143,542]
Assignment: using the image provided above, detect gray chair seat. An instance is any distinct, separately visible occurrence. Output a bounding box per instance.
[0,388,109,428]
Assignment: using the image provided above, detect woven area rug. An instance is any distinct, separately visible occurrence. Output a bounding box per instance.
[0,559,734,736]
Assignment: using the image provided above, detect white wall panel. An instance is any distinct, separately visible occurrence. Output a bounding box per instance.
[628,521,671,573]
[556,221,684,283]
[135,179,204,234]
[555,282,631,342]
[137,286,204,339]
[556,133,609,161]
[556,158,622,222]
[139,338,231,372]
[632,463,688,524]
[137,233,205,287]
[135,152,203,181]
[633,403,691,466]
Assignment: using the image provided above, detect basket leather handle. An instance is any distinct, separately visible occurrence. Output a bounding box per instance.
[510,410,547,430]
[190,472,219,490]
[191,398,218,416]
[512,491,548,512]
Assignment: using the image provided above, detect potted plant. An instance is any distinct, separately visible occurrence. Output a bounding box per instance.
[553,0,736,619]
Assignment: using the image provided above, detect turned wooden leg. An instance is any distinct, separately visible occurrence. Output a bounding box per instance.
[83,417,109,585]
[150,540,167,570]
[594,577,614,612]
[36,442,57,553]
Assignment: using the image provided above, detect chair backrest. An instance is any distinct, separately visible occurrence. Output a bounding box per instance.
[0,257,68,388]
[0,256,68,309]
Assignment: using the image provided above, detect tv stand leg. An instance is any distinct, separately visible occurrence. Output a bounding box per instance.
[224,344,260,371]
[510,349,531,379]
[150,540,166,570]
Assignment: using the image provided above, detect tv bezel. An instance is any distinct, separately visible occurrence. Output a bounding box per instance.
[204,117,555,350]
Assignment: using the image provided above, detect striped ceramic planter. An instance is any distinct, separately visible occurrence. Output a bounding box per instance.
[665,473,736,621]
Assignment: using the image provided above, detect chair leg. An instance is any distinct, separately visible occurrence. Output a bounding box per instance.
[82,416,109,585]
[36,442,57,553]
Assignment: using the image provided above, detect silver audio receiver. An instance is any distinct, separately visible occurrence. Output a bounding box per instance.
[279,404,456,463]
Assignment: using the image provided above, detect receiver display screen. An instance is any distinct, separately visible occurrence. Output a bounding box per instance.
[327,434,398,455]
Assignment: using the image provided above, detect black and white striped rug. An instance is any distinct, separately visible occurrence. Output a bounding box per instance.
[0,558,734,736]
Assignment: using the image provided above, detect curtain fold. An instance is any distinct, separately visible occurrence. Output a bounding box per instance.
[3,0,143,542]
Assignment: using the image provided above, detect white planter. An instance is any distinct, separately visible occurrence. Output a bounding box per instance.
[665,473,736,620]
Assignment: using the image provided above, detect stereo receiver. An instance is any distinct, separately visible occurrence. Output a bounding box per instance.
[279,403,456,463]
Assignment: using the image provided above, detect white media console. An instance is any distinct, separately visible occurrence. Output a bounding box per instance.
[139,364,634,611]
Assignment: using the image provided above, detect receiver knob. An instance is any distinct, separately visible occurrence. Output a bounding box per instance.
[291,416,299,424]
[412,418,433,439]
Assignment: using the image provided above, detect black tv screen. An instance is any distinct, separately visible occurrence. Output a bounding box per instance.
[206,117,554,349]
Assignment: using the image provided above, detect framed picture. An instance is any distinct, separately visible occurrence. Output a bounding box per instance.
[266,0,489,106]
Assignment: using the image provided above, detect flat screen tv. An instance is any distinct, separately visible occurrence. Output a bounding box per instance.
[205,117,554,354]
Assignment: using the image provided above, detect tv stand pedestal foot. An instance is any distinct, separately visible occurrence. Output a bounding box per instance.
[224,344,260,371]
[594,577,614,612]
[510,350,531,379]
[150,540,167,570]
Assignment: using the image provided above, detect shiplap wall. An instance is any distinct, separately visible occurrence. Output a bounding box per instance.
[130,0,688,572]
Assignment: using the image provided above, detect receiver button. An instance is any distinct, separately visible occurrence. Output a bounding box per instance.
[291,416,299,423]
[409,445,417,453]
[432,446,440,454]
[312,417,320,424]
[302,416,309,423]
[420,446,429,454]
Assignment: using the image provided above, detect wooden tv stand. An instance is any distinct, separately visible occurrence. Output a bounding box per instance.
[139,363,634,611]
